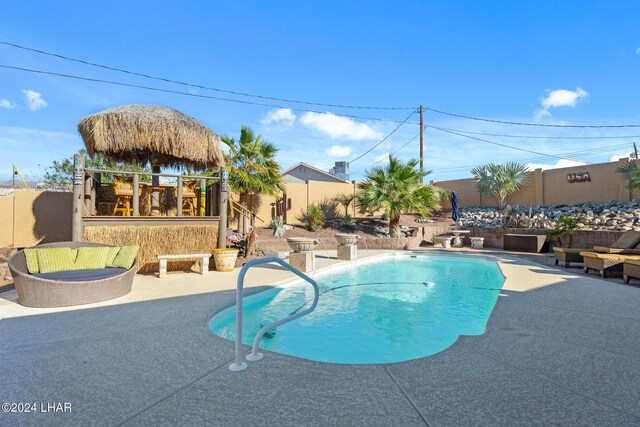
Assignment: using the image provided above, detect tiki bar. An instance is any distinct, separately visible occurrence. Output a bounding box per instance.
[71,104,230,273]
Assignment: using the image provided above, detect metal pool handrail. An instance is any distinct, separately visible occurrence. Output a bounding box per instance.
[229,257,320,372]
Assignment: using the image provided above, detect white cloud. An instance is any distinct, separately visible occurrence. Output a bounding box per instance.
[533,108,551,121]
[260,108,296,125]
[22,90,48,111]
[0,98,16,109]
[375,152,390,162]
[534,87,587,120]
[300,112,382,140]
[326,145,351,157]
[541,88,588,109]
[526,159,586,171]
[610,153,632,161]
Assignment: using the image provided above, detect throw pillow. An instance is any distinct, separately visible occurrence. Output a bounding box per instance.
[23,249,40,273]
[74,247,111,270]
[37,248,77,274]
[111,245,139,269]
[105,246,121,267]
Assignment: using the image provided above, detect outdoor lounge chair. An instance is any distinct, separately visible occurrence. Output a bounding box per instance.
[623,258,640,284]
[8,242,137,308]
[580,252,640,278]
[553,247,584,267]
[554,230,640,269]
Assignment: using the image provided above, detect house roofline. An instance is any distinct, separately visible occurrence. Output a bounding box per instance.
[280,162,349,183]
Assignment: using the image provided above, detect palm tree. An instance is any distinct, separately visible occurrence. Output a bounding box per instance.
[222,126,285,204]
[356,155,442,237]
[471,162,530,209]
[616,160,639,199]
[334,193,355,217]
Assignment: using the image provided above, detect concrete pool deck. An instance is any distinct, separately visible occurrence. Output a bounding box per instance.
[1,249,640,426]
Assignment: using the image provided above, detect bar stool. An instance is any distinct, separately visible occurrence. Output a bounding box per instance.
[113,179,141,216]
[175,181,198,216]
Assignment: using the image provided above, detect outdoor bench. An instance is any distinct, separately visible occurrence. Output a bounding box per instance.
[157,253,211,278]
[433,236,452,248]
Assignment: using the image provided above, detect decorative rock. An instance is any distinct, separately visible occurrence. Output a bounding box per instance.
[274,226,285,237]
[457,201,640,232]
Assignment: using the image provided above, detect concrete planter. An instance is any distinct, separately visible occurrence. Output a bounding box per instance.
[286,237,321,253]
[334,233,360,245]
[211,248,239,272]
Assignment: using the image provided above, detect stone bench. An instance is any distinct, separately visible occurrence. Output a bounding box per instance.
[157,253,211,278]
[470,237,485,249]
[433,236,452,248]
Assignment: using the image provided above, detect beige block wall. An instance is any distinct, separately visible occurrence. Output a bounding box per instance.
[247,180,384,226]
[435,159,638,208]
[0,190,72,248]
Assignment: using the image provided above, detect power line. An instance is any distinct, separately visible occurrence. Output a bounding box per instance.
[348,110,416,163]
[430,143,631,173]
[431,126,640,140]
[0,64,416,124]
[350,134,419,175]
[429,125,576,161]
[0,41,415,111]
[424,106,640,128]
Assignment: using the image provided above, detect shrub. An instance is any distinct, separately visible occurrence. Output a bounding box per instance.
[303,204,326,231]
[268,216,283,231]
[340,214,356,230]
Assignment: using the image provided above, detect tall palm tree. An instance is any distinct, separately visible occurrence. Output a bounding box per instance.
[222,126,285,204]
[471,162,529,209]
[357,155,442,237]
[616,160,639,200]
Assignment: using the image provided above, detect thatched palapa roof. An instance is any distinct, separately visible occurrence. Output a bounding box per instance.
[78,104,224,170]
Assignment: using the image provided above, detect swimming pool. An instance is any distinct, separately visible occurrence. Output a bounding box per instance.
[209,253,505,364]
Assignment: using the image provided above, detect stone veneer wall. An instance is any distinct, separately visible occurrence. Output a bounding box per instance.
[465,227,624,250]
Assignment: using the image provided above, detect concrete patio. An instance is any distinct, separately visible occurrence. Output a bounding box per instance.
[1,249,639,426]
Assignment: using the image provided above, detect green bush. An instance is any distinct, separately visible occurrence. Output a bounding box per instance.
[268,216,283,231]
[340,214,356,230]
[303,204,326,231]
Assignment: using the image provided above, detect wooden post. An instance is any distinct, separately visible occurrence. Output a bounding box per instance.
[132,173,140,216]
[151,163,160,216]
[84,173,92,216]
[217,167,229,248]
[93,172,101,215]
[176,176,183,216]
[419,104,424,183]
[199,179,206,217]
[72,154,84,242]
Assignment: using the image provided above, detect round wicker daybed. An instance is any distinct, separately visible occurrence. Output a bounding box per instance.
[8,242,137,308]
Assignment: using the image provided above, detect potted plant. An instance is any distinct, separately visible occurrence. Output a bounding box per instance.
[211,247,239,272]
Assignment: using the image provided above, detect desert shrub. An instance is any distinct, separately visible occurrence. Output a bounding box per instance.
[268,216,283,231]
[340,214,356,230]
[303,204,326,231]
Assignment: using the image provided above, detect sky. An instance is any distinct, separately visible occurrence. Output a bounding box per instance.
[1,1,640,184]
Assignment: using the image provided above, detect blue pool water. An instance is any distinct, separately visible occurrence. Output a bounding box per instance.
[209,254,505,364]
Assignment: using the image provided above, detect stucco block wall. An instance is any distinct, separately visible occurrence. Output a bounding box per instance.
[0,190,72,248]
[435,159,639,208]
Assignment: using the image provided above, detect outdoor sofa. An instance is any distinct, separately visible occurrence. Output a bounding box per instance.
[8,242,137,308]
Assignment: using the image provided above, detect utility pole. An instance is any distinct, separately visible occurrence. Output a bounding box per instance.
[419,104,424,183]
[634,142,638,161]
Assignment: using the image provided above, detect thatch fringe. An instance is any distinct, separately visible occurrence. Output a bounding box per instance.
[83,224,219,273]
[78,104,224,170]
